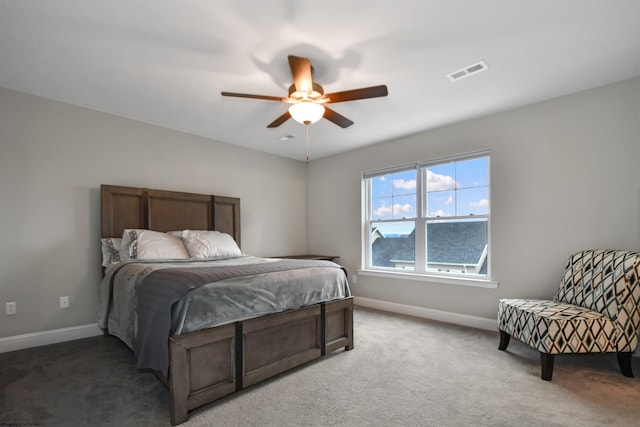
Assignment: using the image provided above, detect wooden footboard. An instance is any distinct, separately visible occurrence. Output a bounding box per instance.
[242,304,322,388]
[168,323,237,424]
[168,297,353,425]
[324,297,354,354]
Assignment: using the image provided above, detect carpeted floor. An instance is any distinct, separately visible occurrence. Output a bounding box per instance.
[2,307,640,426]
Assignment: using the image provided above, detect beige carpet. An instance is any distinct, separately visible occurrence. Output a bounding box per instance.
[2,306,640,426]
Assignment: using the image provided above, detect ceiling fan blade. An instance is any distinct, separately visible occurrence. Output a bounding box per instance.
[325,85,388,103]
[323,106,354,128]
[221,91,284,102]
[288,55,314,95]
[267,111,291,128]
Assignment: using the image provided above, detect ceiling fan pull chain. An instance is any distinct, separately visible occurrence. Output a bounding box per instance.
[305,123,310,164]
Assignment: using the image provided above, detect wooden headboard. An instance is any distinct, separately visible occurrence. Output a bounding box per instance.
[100,185,241,247]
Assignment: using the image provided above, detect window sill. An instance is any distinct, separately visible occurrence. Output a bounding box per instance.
[356,269,499,289]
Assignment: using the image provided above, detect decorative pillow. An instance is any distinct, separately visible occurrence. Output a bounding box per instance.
[181,230,242,258]
[121,229,189,260]
[100,237,123,267]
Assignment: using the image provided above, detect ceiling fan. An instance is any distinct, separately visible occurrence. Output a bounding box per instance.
[221,55,388,128]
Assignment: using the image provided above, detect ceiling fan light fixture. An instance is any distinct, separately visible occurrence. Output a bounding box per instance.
[289,101,325,125]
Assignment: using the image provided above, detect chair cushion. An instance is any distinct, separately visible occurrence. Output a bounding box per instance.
[498,299,618,354]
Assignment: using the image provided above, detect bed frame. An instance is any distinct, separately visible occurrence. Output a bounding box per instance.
[100,184,354,425]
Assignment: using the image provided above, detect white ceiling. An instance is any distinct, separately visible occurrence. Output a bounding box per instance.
[2,1,640,161]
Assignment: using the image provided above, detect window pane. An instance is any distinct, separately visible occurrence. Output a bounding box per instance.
[370,221,415,271]
[457,187,489,216]
[370,195,416,220]
[426,190,455,218]
[425,155,490,218]
[425,218,488,275]
[371,196,393,220]
[371,175,393,198]
[370,169,416,220]
[391,170,417,196]
[456,157,489,189]
[391,194,416,219]
[426,162,456,192]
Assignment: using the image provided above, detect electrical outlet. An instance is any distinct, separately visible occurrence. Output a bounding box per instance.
[6,302,16,315]
[351,274,357,284]
[60,296,69,309]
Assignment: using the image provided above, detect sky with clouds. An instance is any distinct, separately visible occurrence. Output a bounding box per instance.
[370,156,489,235]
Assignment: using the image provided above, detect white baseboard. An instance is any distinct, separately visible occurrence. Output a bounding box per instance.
[353,296,498,332]
[0,323,103,353]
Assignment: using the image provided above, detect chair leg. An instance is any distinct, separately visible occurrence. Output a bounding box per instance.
[540,352,554,381]
[617,352,634,378]
[498,330,510,351]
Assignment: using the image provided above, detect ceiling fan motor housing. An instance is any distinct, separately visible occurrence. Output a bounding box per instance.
[288,82,324,101]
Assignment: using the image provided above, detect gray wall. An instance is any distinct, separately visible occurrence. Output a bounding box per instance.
[307,77,640,321]
[0,87,308,338]
[3,76,640,339]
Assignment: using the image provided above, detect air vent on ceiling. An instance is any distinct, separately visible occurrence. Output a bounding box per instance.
[447,61,488,82]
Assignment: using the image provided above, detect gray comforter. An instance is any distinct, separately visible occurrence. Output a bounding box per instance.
[98,256,350,375]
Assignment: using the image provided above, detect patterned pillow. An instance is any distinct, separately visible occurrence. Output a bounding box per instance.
[121,229,189,260]
[100,238,123,267]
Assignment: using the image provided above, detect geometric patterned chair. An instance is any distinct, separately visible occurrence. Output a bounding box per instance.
[498,249,640,380]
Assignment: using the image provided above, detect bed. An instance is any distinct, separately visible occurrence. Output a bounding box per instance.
[98,184,354,425]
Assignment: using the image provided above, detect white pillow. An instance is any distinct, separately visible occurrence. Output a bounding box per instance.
[181,230,242,258]
[121,229,189,260]
[100,237,123,267]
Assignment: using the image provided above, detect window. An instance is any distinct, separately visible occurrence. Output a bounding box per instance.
[364,151,490,279]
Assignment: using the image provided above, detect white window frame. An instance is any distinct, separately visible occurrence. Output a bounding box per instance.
[361,150,497,288]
